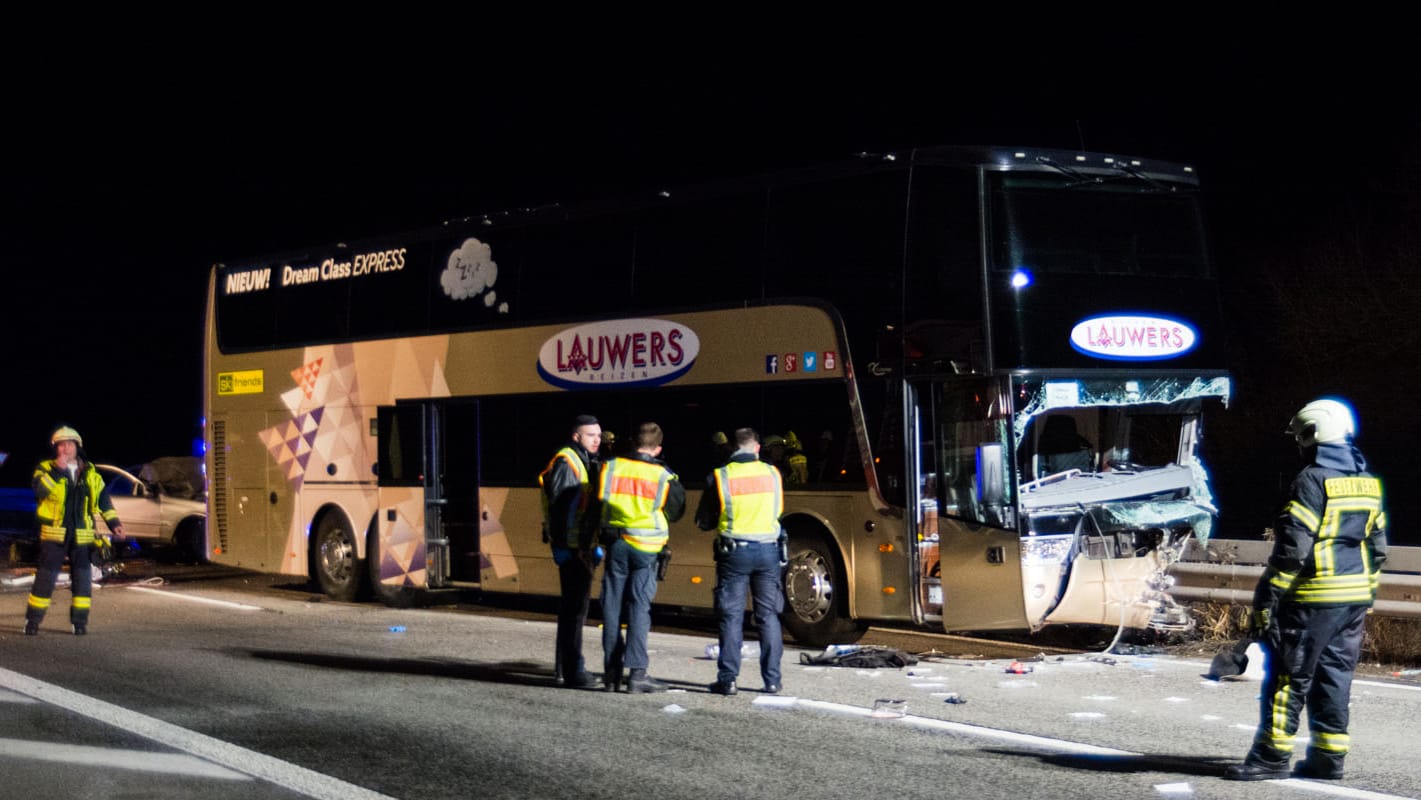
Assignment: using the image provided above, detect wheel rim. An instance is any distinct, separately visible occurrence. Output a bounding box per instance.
[785,548,834,624]
[319,525,354,585]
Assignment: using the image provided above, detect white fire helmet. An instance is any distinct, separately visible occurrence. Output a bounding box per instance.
[50,426,83,447]
[1285,398,1356,448]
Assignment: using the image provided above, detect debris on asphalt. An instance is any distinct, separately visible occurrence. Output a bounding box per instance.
[870,698,907,718]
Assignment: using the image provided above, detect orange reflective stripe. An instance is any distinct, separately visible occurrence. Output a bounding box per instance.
[605,473,663,500]
[726,473,779,495]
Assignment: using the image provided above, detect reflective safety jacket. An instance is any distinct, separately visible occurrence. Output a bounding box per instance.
[539,445,596,549]
[1254,443,1388,610]
[33,459,120,546]
[711,459,783,542]
[599,453,685,553]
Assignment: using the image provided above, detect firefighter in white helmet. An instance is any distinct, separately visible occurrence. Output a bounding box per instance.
[23,426,125,636]
[1225,398,1388,781]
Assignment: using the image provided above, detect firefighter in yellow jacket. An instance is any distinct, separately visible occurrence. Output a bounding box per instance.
[1225,399,1388,781]
[24,426,125,636]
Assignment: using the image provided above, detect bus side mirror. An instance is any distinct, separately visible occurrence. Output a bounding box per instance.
[975,443,1005,508]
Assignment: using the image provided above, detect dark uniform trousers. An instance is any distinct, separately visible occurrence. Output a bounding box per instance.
[27,531,94,626]
[1251,603,1368,769]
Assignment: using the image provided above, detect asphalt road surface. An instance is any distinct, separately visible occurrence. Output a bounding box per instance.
[2,560,1419,800]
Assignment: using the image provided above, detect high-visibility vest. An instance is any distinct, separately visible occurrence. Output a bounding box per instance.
[713,460,783,542]
[1270,475,1386,606]
[34,460,116,546]
[538,447,592,548]
[600,457,674,553]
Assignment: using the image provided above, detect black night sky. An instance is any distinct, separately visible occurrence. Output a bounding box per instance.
[2,36,1417,541]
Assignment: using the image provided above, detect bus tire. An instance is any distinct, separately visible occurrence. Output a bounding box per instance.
[781,531,867,648]
[313,513,363,602]
[175,518,207,564]
[367,521,421,608]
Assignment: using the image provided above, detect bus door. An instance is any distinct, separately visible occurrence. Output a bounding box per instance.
[916,378,1028,631]
[376,400,481,591]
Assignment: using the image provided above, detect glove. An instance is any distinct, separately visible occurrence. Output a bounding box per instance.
[1249,607,1279,644]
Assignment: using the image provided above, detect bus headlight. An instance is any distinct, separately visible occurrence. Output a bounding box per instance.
[1021,534,1073,566]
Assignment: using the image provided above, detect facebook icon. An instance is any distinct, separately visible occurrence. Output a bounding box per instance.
[765,354,778,374]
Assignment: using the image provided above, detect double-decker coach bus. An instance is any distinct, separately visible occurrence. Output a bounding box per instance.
[204,145,1230,646]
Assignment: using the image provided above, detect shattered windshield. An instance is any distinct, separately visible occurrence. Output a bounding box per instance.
[1011,376,1231,524]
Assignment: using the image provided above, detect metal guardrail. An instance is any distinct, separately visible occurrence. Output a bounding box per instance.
[1170,539,1421,620]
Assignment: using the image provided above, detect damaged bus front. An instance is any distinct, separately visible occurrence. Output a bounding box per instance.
[914,149,1231,633]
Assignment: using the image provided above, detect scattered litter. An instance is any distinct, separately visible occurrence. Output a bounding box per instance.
[388,625,406,633]
[662,704,687,715]
[752,695,796,708]
[800,646,917,668]
[870,698,907,718]
[704,642,757,659]
[942,693,967,705]
[1087,656,1118,666]
[1392,668,1421,677]
[1022,653,1047,663]
[1112,643,1164,656]
[1004,661,1034,674]
[1069,712,1106,719]
[134,576,165,586]
[1153,782,1192,795]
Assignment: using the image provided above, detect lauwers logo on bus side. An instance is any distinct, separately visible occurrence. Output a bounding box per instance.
[537,319,700,389]
[1069,313,1198,361]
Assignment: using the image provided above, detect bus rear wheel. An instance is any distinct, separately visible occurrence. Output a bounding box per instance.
[781,534,867,649]
[313,514,363,602]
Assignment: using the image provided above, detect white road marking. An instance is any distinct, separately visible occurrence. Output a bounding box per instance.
[1356,679,1421,693]
[0,689,37,704]
[0,667,396,800]
[0,736,250,780]
[125,586,263,611]
[776,697,1420,799]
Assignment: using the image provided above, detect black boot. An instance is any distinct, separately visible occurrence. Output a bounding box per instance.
[1294,751,1345,780]
[1224,757,1291,781]
[625,669,667,693]
[23,619,39,636]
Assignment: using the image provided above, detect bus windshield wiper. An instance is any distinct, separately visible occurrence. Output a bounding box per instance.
[1035,157,1174,192]
[1108,161,1170,192]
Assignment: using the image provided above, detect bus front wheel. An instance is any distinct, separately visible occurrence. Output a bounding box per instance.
[781,534,867,649]
[313,514,363,602]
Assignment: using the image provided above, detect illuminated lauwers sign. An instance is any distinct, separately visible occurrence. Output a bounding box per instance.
[538,319,700,389]
[1069,314,1198,361]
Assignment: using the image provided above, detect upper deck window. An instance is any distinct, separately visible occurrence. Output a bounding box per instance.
[986,171,1209,279]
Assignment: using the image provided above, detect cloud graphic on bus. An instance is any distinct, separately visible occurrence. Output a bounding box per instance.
[441,238,498,301]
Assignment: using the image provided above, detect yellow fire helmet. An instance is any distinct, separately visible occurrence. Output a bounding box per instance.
[51,426,83,447]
